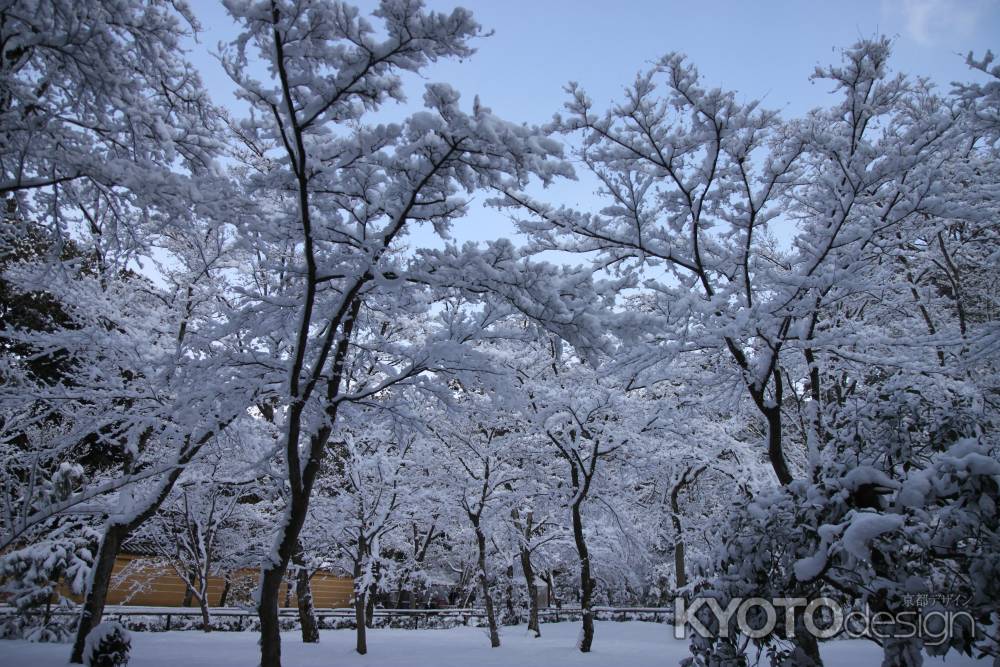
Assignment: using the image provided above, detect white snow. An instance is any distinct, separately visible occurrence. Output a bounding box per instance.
[0,622,988,667]
[841,512,905,560]
[82,622,131,667]
[793,549,828,581]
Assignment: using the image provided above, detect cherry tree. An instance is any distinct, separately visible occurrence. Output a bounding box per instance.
[137,449,252,633]
[321,415,415,655]
[1,0,219,209]
[425,393,526,648]
[216,1,613,663]
[503,39,962,491]
[0,2,254,661]
[513,39,999,667]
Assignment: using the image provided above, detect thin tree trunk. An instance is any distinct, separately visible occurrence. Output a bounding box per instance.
[394,583,406,610]
[763,404,792,485]
[462,586,475,608]
[218,573,232,607]
[504,562,515,624]
[545,571,560,609]
[519,546,540,637]
[669,474,690,591]
[754,365,793,486]
[353,559,368,655]
[673,538,687,590]
[472,516,500,647]
[293,545,318,643]
[296,570,319,642]
[183,574,196,607]
[572,502,595,653]
[365,581,377,628]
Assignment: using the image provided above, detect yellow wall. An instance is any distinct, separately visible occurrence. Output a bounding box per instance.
[99,554,353,608]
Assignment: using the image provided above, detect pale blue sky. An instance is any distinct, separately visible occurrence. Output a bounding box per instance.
[185,0,1000,247]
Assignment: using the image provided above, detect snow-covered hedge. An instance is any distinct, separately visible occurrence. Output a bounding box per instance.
[83,622,131,667]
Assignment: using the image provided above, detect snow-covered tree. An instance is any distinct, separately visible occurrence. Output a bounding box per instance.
[137,450,251,632]
[320,415,414,654]
[425,392,527,648]
[0,2,250,660]
[217,1,610,664]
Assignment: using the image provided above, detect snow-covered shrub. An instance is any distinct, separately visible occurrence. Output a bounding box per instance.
[685,433,999,666]
[0,519,97,641]
[83,622,131,667]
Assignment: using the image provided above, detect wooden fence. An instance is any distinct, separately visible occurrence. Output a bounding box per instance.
[0,605,674,632]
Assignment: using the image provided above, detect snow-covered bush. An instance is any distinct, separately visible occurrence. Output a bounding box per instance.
[0,520,98,641]
[83,622,131,667]
[683,431,999,666]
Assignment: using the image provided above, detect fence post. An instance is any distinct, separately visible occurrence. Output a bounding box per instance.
[165,614,172,632]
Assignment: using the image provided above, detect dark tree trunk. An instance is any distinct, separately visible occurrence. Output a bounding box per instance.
[258,484,325,667]
[259,562,289,667]
[256,411,341,667]
[670,486,687,590]
[763,403,792,485]
[545,571,560,609]
[472,516,500,647]
[673,538,687,590]
[519,546,540,637]
[365,581,377,628]
[353,592,368,654]
[218,573,232,607]
[504,562,515,625]
[198,593,212,633]
[794,611,824,666]
[70,425,216,664]
[256,298,361,667]
[183,575,195,607]
[511,509,540,636]
[394,584,406,610]
[70,526,126,663]
[353,561,368,655]
[293,546,319,643]
[669,464,716,593]
[572,502,595,653]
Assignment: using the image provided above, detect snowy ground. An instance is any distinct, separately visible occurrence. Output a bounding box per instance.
[0,621,988,666]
